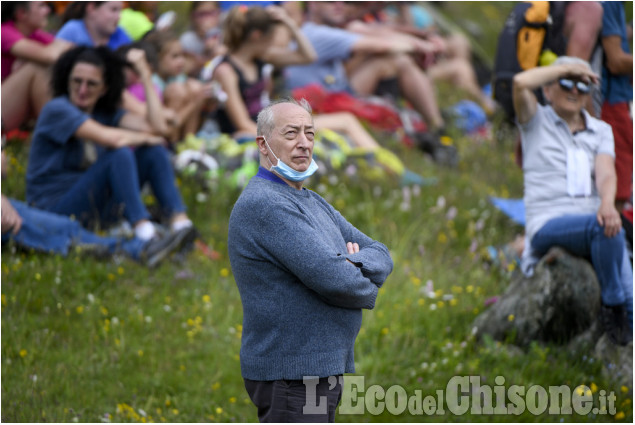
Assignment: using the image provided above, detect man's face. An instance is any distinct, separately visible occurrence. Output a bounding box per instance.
[266,103,315,172]
[312,1,349,28]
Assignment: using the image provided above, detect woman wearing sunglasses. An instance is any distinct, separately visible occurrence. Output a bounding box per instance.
[512,56,632,346]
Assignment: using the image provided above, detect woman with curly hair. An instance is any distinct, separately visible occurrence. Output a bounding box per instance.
[25,46,195,244]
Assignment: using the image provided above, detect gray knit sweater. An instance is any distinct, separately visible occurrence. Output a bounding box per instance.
[228,169,393,380]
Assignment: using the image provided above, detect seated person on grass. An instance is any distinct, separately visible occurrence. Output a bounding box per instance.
[212,5,429,185]
[283,1,456,166]
[25,46,197,249]
[141,30,216,144]
[513,56,632,346]
[1,1,73,132]
[1,149,185,268]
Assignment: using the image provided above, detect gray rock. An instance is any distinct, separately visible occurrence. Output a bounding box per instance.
[594,334,633,389]
[473,247,633,389]
[473,247,601,346]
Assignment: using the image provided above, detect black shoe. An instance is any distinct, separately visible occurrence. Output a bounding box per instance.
[601,304,632,346]
[414,131,459,167]
[140,227,195,268]
[177,226,200,255]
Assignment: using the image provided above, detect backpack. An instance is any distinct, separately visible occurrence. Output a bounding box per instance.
[493,1,566,122]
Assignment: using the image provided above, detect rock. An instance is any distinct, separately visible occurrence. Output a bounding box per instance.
[594,334,633,389]
[472,247,601,346]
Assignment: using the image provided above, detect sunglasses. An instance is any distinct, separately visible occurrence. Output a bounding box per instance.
[558,78,591,94]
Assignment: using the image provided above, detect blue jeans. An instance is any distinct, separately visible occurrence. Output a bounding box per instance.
[48,146,186,228]
[532,214,633,324]
[2,199,145,259]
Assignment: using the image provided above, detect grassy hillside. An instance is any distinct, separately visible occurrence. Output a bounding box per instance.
[2,2,632,423]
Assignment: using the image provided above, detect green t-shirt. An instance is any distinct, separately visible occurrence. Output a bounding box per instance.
[118,9,153,41]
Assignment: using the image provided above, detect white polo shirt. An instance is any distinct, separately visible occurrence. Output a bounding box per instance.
[519,104,615,274]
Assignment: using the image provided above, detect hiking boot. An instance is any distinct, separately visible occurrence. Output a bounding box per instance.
[178,226,200,255]
[140,226,197,268]
[600,304,632,346]
[414,131,459,167]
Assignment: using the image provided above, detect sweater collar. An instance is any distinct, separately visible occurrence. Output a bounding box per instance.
[256,166,288,186]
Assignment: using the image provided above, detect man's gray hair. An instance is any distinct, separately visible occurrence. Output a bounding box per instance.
[256,97,313,138]
[552,55,592,71]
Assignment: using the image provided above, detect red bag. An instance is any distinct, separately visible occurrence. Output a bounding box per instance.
[292,84,404,131]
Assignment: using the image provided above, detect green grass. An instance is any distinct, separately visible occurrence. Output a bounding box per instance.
[2,119,632,422]
[3,2,632,423]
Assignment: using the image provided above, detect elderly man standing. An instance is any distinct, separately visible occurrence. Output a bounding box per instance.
[513,57,633,346]
[228,98,393,422]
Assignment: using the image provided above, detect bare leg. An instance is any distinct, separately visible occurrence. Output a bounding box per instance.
[444,33,472,61]
[563,1,603,116]
[314,112,380,150]
[181,79,205,137]
[163,79,205,142]
[348,53,445,130]
[427,57,497,112]
[1,63,52,131]
[563,1,603,60]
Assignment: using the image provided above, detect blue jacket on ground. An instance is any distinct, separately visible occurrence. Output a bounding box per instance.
[228,168,393,381]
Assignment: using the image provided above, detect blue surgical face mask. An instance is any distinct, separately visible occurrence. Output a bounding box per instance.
[263,137,318,182]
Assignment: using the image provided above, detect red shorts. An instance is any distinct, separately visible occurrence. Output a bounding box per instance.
[601,102,633,202]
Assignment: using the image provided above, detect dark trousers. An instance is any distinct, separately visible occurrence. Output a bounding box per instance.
[244,376,342,423]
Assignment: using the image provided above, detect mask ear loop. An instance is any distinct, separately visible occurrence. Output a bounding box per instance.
[262,137,279,169]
